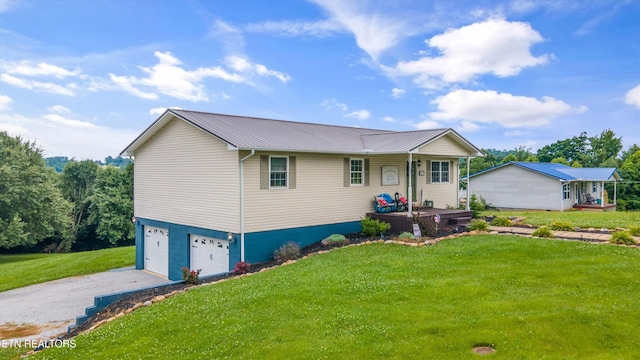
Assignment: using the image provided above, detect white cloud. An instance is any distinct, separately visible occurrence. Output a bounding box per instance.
[0,0,22,13]
[245,19,344,37]
[387,18,550,88]
[109,51,244,102]
[428,89,583,129]
[48,105,71,114]
[0,73,76,96]
[345,109,371,120]
[415,119,441,129]
[225,56,290,83]
[310,0,411,60]
[0,60,81,78]
[0,111,138,159]
[381,116,395,122]
[0,94,12,111]
[391,88,405,98]
[625,84,640,109]
[321,98,349,111]
[149,106,182,116]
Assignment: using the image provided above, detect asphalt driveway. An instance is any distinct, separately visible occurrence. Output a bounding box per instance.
[0,267,169,340]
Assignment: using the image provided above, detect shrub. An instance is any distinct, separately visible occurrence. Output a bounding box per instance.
[324,234,346,243]
[273,242,301,262]
[490,216,512,226]
[361,217,392,237]
[398,232,416,240]
[628,225,640,237]
[232,261,250,275]
[610,231,636,245]
[532,226,554,238]
[181,266,201,285]
[550,221,575,231]
[467,219,488,232]
[469,194,487,217]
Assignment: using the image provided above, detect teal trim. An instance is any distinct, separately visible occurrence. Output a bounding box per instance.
[135,218,241,281]
[244,221,361,263]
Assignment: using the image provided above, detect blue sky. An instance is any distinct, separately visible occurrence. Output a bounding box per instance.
[0,0,638,160]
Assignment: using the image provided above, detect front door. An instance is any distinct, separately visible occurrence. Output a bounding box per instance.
[406,161,417,201]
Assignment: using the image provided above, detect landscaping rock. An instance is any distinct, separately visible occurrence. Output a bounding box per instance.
[143,301,152,307]
[151,295,165,303]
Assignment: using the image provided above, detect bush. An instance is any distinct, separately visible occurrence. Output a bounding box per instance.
[323,234,347,244]
[550,221,575,231]
[532,226,554,238]
[361,217,391,237]
[467,219,488,232]
[469,194,487,217]
[398,232,416,240]
[181,266,201,285]
[274,242,301,262]
[610,231,636,245]
[490,217,512,226]
[232,261,250,275]
[628,225,640,237]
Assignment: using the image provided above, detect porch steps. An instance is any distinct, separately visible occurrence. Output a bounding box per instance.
[450,216,472,226]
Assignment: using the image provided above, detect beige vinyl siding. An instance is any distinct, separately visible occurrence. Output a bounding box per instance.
[134,117,240,231]
[469,165,561,210]
[242,152,411,232]
[420,158,459,208]
[418,134,470,157]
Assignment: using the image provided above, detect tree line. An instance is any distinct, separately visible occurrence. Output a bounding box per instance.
[461,129,640,210]
[1,132,134,253]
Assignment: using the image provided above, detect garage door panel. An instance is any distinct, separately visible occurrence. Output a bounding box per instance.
[144,226,169,277]
[191,235,229,276]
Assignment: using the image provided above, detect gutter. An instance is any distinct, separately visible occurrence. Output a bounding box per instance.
[239,150,255,262]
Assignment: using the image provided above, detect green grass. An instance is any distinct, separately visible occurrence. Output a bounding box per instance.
[33,237,640,360]
[0,246,134,292]
[480,210,640,229]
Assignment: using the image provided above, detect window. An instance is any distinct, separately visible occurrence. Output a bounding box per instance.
[431,161,450,183]
[563,183,570,200]
[269,156,287,188]
[592,182,597,193]
[350,158,363,185]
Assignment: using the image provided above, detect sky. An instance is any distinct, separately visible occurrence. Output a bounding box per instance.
[0,0,639,160]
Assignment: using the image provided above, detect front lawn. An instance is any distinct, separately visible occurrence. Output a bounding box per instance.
[0,246,135,292]
[479,210,639,229]
[34,237,640,359]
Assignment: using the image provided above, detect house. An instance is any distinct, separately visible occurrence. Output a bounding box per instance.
[121,109,483,280]
[467,162,622,211]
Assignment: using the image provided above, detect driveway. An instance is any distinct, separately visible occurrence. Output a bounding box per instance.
[0,267,169,340]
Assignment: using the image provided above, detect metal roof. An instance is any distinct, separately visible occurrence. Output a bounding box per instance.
[468,161,622,181]
[121,109,485,156]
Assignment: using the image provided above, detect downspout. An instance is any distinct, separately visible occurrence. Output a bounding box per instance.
[407,152,413,217]
[560,181,565,212]
[466,156,470,211]
[239,150,255,262]
[600,181,604,207]
[614,180,617,205]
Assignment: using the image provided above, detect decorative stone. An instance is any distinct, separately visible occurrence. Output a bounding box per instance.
[132,303,143,310]
[125,308,134,314]
[365,241,372,244]
[143,300,152,307]
[152,295,165,302]
[384,240,393,244]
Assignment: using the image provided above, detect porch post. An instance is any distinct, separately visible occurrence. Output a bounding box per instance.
[466,156,470,211]
[407,152,413,217]
[614,181,617,205]
[601,181,604,207]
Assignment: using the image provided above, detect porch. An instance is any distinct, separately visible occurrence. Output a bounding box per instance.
[367,207,474,234]
[573,204,617,212]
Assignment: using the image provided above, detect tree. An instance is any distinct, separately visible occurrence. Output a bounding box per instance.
[585,129,622,167]
[60,160,99,230]
[500,154,518,164]
[0,132,72,249]
[617,150,640,210]
[537,132,588,164]
[551,157,570,165]
[87,164,134,245]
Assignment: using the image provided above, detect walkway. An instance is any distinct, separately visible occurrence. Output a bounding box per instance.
[488,226,640,243]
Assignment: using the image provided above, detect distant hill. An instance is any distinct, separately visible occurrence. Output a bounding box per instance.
[45,155,132,172]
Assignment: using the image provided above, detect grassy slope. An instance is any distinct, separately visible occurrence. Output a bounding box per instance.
[34,237,640,360]
[480,210,640,229]
[0,246,135,292]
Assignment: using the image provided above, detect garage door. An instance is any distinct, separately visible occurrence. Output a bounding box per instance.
[144,226,169,277]
[190,235,229,277]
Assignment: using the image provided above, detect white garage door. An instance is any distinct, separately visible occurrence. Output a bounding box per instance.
[190,235,229,277]
[144,226,169,277]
